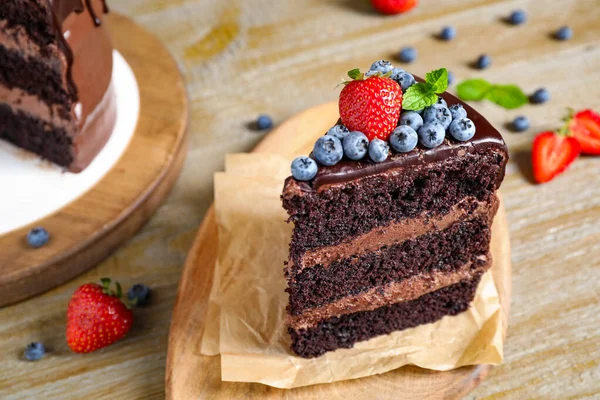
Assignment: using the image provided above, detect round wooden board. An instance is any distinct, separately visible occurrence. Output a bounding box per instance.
[0,13,188,307]
[166,102,511,399]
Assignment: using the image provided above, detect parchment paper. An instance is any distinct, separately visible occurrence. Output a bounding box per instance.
[200,153,504,388]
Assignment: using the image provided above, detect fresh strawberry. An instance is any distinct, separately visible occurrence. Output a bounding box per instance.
[371,0,418,14]
[567,109,600,155]
[339,74,402,142]
[67,278,133,353]
[532,131,581,184]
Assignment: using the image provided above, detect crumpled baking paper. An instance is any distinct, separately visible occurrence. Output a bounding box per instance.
[199,153,506,389]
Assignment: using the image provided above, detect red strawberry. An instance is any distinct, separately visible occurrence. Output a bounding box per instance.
[371,0,418,14]
[339,76,402,141]
[567,109,600,155]
[67,278,133,353]
[532,132,581,184]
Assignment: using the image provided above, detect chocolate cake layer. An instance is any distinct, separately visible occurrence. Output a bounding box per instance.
[0,104,74,166]
[293,196,494,271]
[283,149,506,257]
[0,1,57,48]
[0,45,72,111]
[289,256,489,330]
[287,214,493,315]
[289,273,483,358]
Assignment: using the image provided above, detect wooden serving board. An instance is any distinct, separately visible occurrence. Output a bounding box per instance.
[0,13,188,307]
[166,102,511,399]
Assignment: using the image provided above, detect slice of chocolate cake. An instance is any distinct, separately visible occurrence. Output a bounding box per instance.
[0,0,116,172]
[282,64,508,358]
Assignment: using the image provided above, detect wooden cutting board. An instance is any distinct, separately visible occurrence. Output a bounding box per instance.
[166,102,511,399]
[0,13,188,307]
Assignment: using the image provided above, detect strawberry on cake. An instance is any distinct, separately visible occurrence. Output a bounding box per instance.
[281,62,508,358]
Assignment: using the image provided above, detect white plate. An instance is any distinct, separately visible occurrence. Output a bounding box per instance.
[0,50,140,235]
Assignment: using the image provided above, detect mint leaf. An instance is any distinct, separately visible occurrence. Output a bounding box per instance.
[485,84,528,109]
[457,79,493,101]
[457,79,528,109]
[425,68,448,93]
[402,83,437,111]
[348,68,362,80]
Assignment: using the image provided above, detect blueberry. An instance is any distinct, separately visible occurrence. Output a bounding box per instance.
[326,124,350,141]
[447,71,455,85]
[313,135,343,166]
[554,26,573,41]
[390,125,418,153]
[392,70,416,91]
[398,47,417,63]
[449,103,467,120]
[440,26,456,41]
[27,227,49,248]
[530,88,550,104]
[256,114,273,130]
[399,111,423,131]
[368,60,394,76]
[127,284,152,306]
[508,9,527,25]
[343,131,369,160]
[418,122,446,148]
[475,54,492,69]
[449,118,476,141]
[511,116,530,132]
[415,108,424,116]
[24,342,46,361]
[423,104,452,129]
[436,96,448,108]
[368,139,389,163]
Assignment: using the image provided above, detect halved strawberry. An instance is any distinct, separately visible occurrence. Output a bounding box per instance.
[532,132,581,184]
[568,109,600,155]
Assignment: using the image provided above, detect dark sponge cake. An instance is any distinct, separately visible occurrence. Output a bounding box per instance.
[0,0,116,172]
[282,73,508,358]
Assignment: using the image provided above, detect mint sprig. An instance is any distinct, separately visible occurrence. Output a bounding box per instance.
[457,79,528,109]
[402,68,449,111]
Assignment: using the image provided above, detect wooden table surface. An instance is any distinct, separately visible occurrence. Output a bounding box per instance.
[1,0,599,399]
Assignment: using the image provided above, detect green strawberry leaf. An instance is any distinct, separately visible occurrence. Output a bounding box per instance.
[402,83,438,111]
[100,277,111,289]
[425,68,449,93]
[485,84,529,109]
[347,68,363,80]
[456,79,493,101]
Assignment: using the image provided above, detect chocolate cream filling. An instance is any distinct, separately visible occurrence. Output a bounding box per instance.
[288,255,490,330]
[289,196,497,273]
[0,85,76,132]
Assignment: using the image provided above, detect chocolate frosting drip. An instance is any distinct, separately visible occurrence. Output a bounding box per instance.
[50,0,108,26]
[46,0,109,101]
[289,78,508,192]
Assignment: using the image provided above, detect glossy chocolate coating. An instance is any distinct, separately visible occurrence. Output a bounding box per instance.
[46,0,109,100]
[287,78,508,192]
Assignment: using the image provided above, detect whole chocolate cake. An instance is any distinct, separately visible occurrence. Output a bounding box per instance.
[282,63,508,358]
[0,0,116,172]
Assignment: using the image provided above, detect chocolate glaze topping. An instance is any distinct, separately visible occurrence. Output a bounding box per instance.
[287,78,508,192]
[46,0,109,100]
